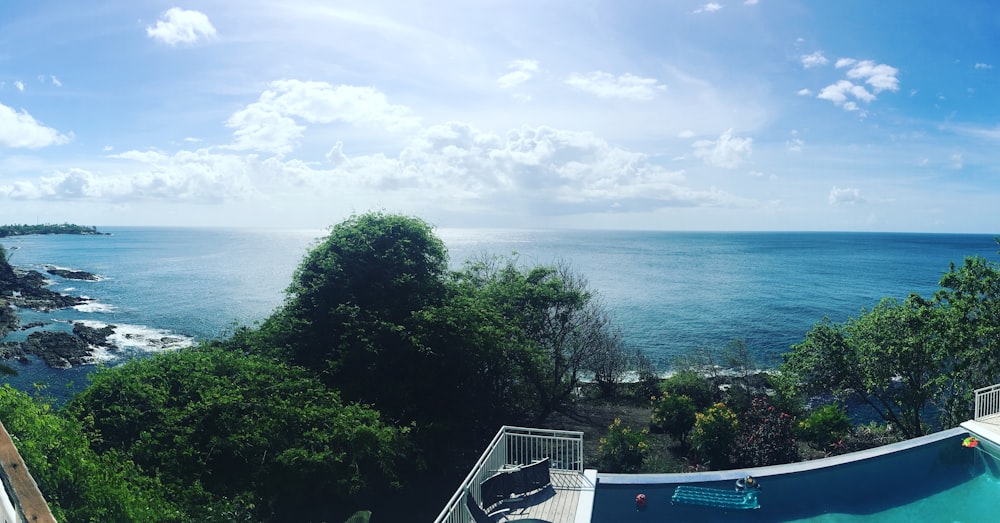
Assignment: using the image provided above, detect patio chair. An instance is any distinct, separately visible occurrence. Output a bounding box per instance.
[479,472,512,513]
[521,457,551,494]
[464,488,509,523]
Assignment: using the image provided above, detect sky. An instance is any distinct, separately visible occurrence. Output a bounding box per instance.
[1,1,999,232]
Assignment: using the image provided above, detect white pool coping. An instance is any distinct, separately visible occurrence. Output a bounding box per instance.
[598,426,968,485]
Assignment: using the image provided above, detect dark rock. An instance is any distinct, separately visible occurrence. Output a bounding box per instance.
[21,331,93,368]
[0,299,16,338]
[45,266,100,281]
[72,322,116,348]
[19,322,47,331]
[0,341,26,362]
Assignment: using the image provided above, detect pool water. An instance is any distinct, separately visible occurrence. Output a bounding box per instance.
[592,430,1000,522]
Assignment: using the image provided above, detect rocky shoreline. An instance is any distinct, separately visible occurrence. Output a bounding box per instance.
[1,254,113,368]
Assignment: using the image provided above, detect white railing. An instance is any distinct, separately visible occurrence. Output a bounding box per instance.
[432,425,584,523]
[974,384,1000,421]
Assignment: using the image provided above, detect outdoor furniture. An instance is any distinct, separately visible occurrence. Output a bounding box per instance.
[520,457,551,495]
[465,488,509,523]
[465,487,554,523]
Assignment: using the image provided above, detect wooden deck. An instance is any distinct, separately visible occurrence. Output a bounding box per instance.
[503,471,595,523]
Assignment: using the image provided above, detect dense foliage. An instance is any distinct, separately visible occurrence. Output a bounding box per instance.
[597,418,649,473]
[795,404,852,451]
[781,250,1000,437]
[3,213,998,520]
[69,347,403,522]
[690,403,739,468]
[0,385,179,522]
[733,397,799,467]
[649,392,697,445]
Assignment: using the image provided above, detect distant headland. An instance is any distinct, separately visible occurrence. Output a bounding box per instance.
[0,223,107,238]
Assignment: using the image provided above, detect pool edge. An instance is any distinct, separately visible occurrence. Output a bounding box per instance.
[598,426,968,485]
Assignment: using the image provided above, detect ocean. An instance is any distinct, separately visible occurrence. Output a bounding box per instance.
[2,227,999,401]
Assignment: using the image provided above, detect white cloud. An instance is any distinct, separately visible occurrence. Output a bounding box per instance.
[815,59,898,112]
[817,79,875,108]
[14,81,24,93]
[146,8,217,46]
[226,80,421,153]
[0,103,73,149]
[51,75,62,87]
[692,129,753,168]
[974,63,992,70]
[800,51,829,68]
[1,150,266,202]
[498,59,540,88]
[843,60,899,92]
[829,186,865,205]
[694,3,723,13]
[745,0,759,4]
[786,138,804,152]
[565,71,666,101]
[0,118,756,217]
[797,88,812,96]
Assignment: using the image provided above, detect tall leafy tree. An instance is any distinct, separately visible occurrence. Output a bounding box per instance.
[260,213,449,421]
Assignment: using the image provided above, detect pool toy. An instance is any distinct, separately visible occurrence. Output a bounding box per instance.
[962,436,979,448]
[672,485,760,509]
[635,493,647,506]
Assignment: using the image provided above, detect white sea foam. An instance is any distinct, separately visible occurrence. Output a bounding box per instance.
[72,320,194,361]
[73,300,116,313]
[105,324,195,353]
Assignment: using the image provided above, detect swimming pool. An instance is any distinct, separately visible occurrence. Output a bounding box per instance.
[592,428,1000,522]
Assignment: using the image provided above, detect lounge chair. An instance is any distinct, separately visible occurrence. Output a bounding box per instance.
[479,472,511,513]
[465,488,553,523]
[520,457,551,494]
[465,488,508,523]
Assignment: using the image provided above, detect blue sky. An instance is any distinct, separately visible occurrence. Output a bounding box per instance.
[1,1,998,232]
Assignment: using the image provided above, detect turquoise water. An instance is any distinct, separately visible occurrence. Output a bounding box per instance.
[2,228,999,400]
[592,431,1000,522]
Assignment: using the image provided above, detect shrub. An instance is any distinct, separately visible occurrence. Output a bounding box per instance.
[690,403,738,469]
[795,404,852,451]
[661,370,716,409]
[649,393,697,445]
[734,397,799,467]
[598,418,650,473]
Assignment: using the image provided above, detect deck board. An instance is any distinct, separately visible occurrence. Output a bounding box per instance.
[504,471,593,523]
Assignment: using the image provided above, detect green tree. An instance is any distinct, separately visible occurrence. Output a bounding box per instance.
[456,256,617,417]
[782,295,944,438]
[796,404,852,451]
[255,213,449,421]
[650,392,697,445]
[69,347,404,523]
[660,370,717,410]
[934,254,1000,426]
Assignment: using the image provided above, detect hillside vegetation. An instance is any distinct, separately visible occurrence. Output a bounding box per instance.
[0,215,998,522]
